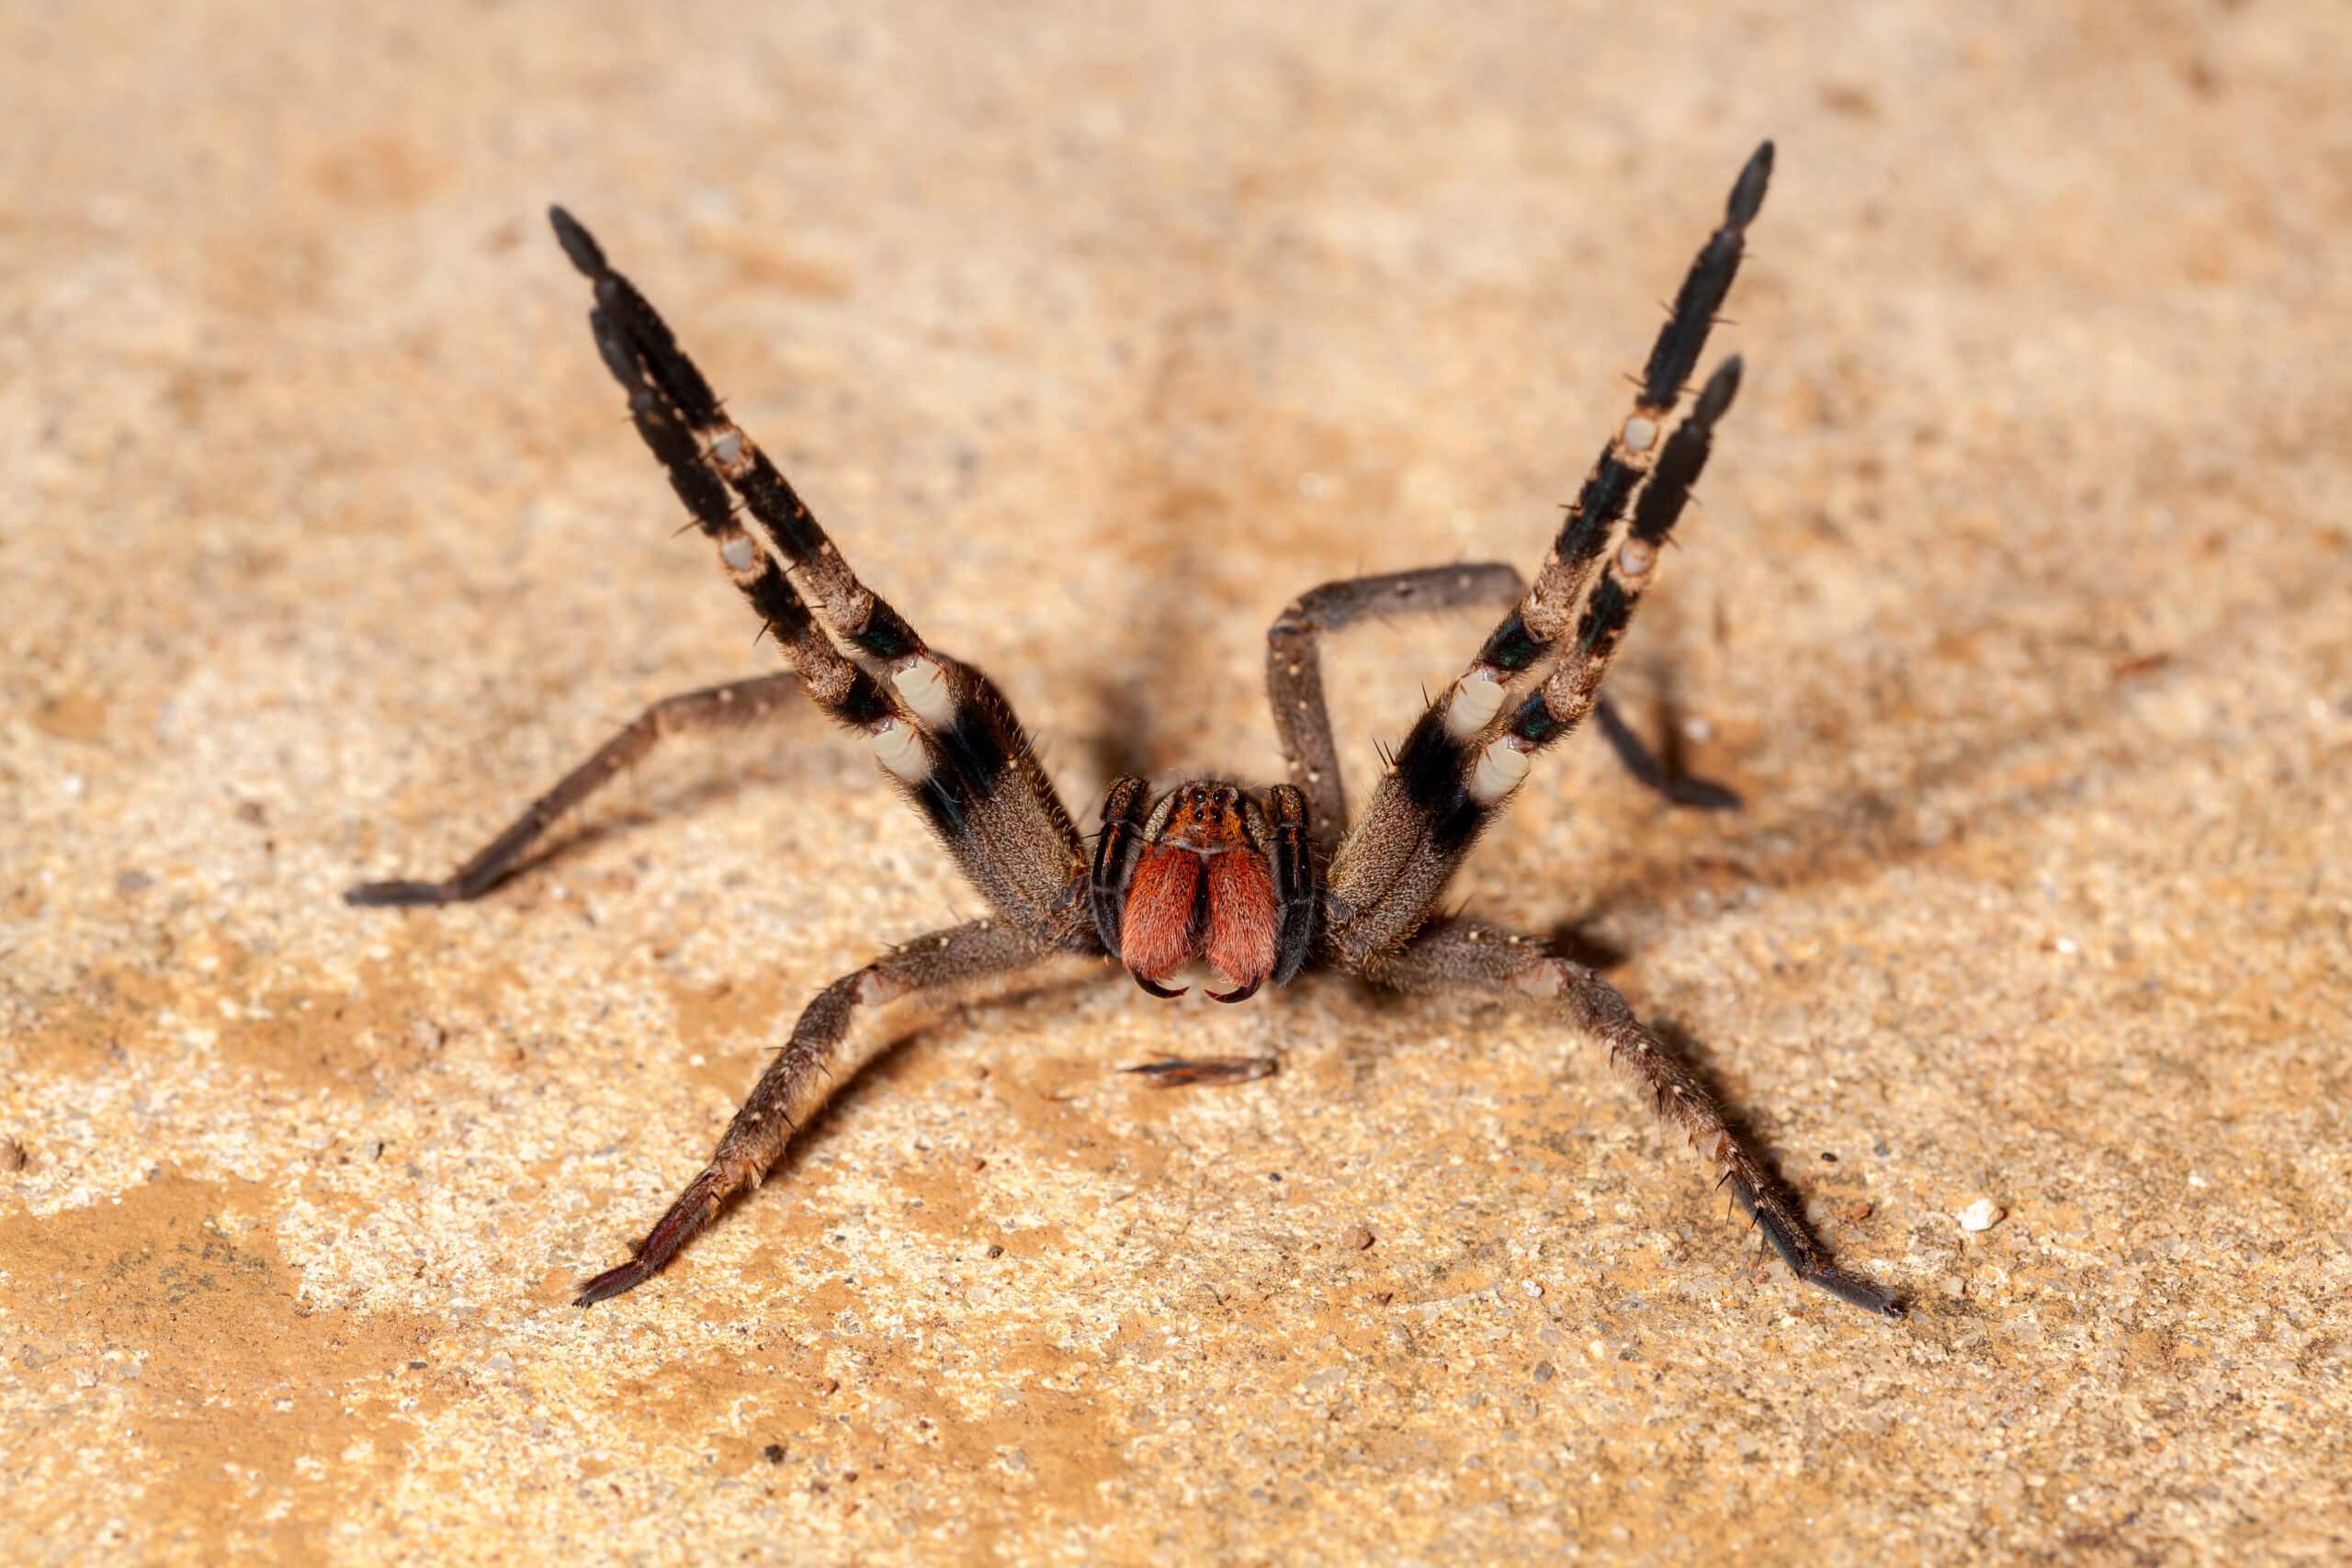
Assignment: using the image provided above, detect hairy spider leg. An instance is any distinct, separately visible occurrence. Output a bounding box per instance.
[1328,142,1770,964]
[1263,564,1736,853]
[1266,563,1525,842]
[576,917,1045,1305]
[343,280,878,907]
[548,208,1089,945]
[345,672,802,906]
[1366,916,1903,1318]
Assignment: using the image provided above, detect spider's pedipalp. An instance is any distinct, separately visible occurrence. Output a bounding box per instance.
[1264,784,1318,986]
[1089,775,1152,957]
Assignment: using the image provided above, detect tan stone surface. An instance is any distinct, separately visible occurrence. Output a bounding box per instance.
[6,2,2349,1562]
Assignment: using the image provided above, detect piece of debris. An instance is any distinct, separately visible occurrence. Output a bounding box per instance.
[1956,1198,2005,1233]
[1344,1226,1375,1251]
[1,1136,25,1172]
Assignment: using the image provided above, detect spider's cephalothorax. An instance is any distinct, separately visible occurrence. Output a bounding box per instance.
[348,143,1905,1320]
[1091,779,1318,1004]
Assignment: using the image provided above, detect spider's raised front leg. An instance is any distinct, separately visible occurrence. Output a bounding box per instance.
[1365,917,1902,1318]
[1265,566,1736,854]
[1316,145,1900,1317]
[577,916,1043,1304]
[347,672,801,906]
[558,206,1091,942]
[1328,141,1770,966]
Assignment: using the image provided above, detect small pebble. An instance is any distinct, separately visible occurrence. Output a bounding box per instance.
[1,1136,25,1172]
[1846,1201,1874,1223]
[1957,1198,2005,1233]
[1522,1280,1544,1299]
[1344,1226,1375,1251]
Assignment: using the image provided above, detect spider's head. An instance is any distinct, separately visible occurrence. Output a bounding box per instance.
[1089,779,1319,1004]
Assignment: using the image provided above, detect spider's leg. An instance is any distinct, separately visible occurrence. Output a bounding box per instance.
[1267,563,1523,846]
[347,672,801,906]
[1329,143,1769,965]
[1265,566,1737,846]
[1365,915,1903,1319]
[548,209,1090,946]
[576,917,1042,1305]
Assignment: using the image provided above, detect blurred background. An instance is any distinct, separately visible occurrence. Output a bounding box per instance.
[4,3,2346,1562]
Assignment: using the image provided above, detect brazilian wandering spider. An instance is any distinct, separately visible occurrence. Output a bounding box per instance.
[349,142,1903,1318]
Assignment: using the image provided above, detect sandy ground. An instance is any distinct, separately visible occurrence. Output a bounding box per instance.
[5,2,2349,1562]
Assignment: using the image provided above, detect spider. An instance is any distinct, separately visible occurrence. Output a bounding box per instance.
[349,141,1903,1319]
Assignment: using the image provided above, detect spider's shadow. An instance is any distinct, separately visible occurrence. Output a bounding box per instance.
[1541,919,1629,972]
